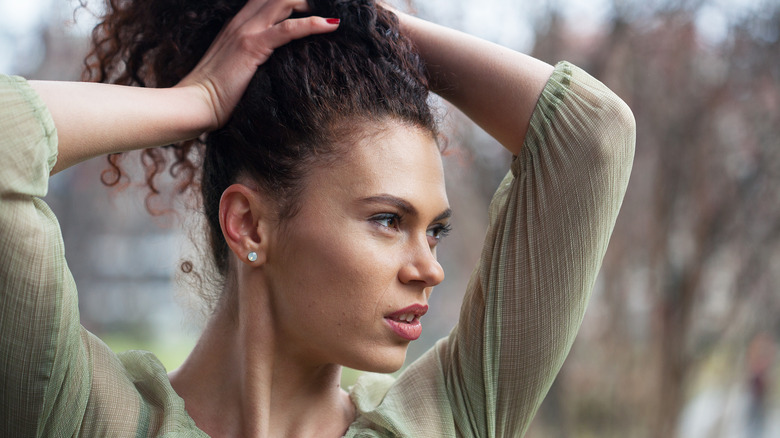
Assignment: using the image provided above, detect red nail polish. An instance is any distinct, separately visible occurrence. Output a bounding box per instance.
[326,18,341,25]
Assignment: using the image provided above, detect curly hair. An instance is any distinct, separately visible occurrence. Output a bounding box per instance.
[83,0,437,311]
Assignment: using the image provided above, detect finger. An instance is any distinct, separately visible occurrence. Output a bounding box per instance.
[265,0,313,27]
[235,0,311,29]
[230,0,270,28]
[289,0,311,14]
[261,16,340,50]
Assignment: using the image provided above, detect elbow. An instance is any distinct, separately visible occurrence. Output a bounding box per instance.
[611,93,637,158]
[588,90,636,178]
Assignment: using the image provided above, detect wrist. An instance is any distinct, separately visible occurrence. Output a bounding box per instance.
[171,83,221,137]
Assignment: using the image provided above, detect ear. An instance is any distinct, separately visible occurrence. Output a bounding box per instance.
[219,184,274,266]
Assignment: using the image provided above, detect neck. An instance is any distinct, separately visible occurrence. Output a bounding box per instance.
[169,286,355,438]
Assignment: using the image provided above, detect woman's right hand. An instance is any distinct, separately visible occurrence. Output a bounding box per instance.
[31,0,338,174]
[178,0,340,131]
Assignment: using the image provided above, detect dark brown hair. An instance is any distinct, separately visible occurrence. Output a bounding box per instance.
[84,0,436,307]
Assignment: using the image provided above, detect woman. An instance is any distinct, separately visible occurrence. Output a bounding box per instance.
[0,0,635,436]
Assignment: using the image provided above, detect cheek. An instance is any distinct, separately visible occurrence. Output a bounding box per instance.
[280,225,398,321]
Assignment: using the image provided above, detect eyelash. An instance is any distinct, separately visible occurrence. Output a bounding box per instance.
[428,223,453,241]
[370,213,452,242]
[371,213,401,230]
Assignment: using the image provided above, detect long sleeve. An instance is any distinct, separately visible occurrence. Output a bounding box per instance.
[346,62,635,437]
[0,76,204,437]
[0,75,88,435]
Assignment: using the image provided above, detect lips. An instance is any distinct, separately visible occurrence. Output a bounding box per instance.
[384,304,428,341]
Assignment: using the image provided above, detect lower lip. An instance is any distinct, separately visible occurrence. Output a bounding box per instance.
[384,318,422,341]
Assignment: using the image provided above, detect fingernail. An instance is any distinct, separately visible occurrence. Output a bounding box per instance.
[326,18,341,25]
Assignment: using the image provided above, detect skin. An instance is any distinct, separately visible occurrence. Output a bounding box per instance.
[26,0,555,436]
[261,121,449,374]
[169,120,449,436]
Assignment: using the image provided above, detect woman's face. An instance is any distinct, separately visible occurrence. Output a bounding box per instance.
[263,120,450,373]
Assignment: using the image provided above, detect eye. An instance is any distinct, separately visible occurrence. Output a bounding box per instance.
[427,223,453,243]
[371,213,401,230]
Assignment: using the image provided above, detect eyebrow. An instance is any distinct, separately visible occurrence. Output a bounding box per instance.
[360,194,452,222]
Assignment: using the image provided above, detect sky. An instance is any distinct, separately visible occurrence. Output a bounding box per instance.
[0,0,770,75]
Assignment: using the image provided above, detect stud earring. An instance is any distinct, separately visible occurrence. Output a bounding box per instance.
[247,252,258,262]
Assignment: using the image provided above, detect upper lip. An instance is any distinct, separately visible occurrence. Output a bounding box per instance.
[385,304,429,319]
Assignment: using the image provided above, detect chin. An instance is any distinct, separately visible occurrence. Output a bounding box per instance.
[344,343,409,374]
[370,360,405,374]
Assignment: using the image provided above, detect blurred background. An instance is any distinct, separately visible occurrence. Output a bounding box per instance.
[2,0,778,436]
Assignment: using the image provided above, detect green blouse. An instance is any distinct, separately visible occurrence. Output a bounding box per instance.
[0,62,635,437]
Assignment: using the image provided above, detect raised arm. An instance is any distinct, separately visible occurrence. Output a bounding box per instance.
[32,0,340,174]
[402,14,636,435]
[348,8,636,438]
[0,1,339,435]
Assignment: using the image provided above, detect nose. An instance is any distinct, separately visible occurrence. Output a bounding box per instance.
[398,237,445,287]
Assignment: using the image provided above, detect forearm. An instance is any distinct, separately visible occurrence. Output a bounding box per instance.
[395,12,554,155]
[29,81,213,174]
[444,64,635,435]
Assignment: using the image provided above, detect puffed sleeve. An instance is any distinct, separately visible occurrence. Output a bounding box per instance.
[346,61,635,437]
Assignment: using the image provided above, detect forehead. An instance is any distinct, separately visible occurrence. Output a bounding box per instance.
[302,121,448,213]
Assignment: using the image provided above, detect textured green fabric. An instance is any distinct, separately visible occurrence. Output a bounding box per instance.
[0,61,635,437]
